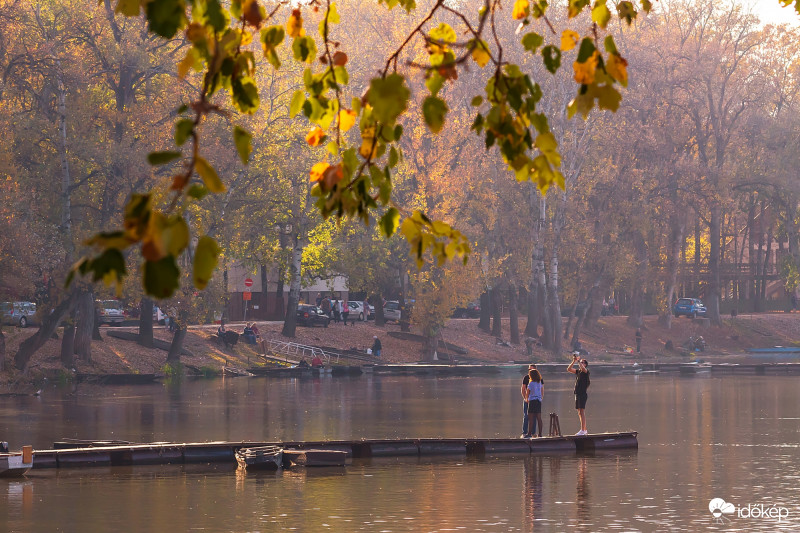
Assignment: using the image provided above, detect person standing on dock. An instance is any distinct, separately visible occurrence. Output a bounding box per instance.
[567,353,590,435]
[526,368,544,438]
[520,364,543,437]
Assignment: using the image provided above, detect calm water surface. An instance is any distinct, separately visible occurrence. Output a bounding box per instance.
[1,372,799,532]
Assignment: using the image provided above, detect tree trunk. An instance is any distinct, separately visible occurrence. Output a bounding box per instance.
[491,287,502,338]
[281,233,303,338]
[60,322,75,369]
[399,268,410,332]
[626,232,648,328]
[547,194,565,356]
[166,327,186,364]
[708,203,722,325]
[478,291,490,332]
[74,290,94,362]
[16,292,77,371]
[138,298,154,348]
[570,294,589,351]
[509,284,520,345]
[423,333,438,362]
[564,288,584,340]
[661,213,685,329]
[0,329,5,372]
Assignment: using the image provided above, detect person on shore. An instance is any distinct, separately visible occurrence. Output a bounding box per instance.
[371,336,382,358]
[321,296,331,318]
[315,292,322,307]
[242,323,256,344]
[250,322,261,342]
[342,300,351,326]
[526,368,544,438]
[333,299,342,323]
[311,354,323,368]
[635,328,642,353]
[567,352,590,435]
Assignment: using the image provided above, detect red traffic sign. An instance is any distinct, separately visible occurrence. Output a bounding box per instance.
[244,278,253,287]
[243,291,252,301]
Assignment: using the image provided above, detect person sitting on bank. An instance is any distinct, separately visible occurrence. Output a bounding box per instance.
[250,322,261,342]
[311,355,324,368]
[216,322,227,345]
[567,352,590,436]
[242,323,257,344]
[298,358,310,368]
[371,336,382,358]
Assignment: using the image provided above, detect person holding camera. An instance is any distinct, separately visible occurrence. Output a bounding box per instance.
[567,352,590,436]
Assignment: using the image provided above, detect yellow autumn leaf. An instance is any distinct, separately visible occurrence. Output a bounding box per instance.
[560,30,580,51]
[606,53,628,86]
[359,126,377,159]
[309,161,330,183]
[573,52,599,84]
[512,0,530,20]
[338,109,357,131]
[287,9,303,38]
[305,127,326,146]
[471,42,491,68]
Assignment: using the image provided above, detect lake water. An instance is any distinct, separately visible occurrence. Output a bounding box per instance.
[1,372,799,532]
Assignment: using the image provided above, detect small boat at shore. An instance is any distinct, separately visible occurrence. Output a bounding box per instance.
[0,446,33,477]
[235,445,283,470]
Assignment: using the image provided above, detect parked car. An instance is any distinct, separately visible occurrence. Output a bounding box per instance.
[347,301,373,321]
[296,304,330,327]
[96,300,126,325]
[673,298,707,319]
[1,301,37,327]
[452,301,481,318]
[383,300,402,322]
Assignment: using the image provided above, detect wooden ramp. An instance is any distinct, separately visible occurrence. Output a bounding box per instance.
[32,433,637,469]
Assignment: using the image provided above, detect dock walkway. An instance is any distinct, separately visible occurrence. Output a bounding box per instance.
[31,433,638,469]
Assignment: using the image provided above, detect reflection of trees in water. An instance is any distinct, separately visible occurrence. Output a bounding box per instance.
[576,456,590,522]
[523,456,545,529]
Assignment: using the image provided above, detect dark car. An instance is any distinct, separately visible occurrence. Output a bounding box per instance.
[673,298,707,319]
[296,305,330,327]
[452,301,481,318]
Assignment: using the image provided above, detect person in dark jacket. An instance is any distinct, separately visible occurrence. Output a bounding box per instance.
[567,352,590,435]
[371,336,382,358]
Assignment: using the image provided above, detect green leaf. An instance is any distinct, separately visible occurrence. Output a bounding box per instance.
[542,46,561,74]
[604,35,618,54]
[429,23,457,43]
[195,157,226,193]
[289,90,306,117]
[148,151,182,165]
[425,71,445,97]
[145,0,186,38]
[231,76,260,114]
[380,208,400,238]
[187,184,209,200]
[471,95,483,107]
[115,0,141,16]
[232,126,252,164]
[367,73,410,126]
[260,25,285,68]
[591,0,611,27]
[144,255,181,299]
[616,0,637,24]
[174,119,194,146]
[292,35,318,63]
[576,38,597,63]
[521,32,544,53]
[388,146,399,168]
[202,0,227,32]
[162,216,190,257]
[422,96,448,134]
[193,236,220,290]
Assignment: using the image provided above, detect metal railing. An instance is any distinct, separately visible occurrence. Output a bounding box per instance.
[263,339,341,365]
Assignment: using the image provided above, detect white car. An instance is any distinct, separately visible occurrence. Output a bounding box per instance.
[347,301,373,321]
[96,300,125,325]
[383,300,401,322]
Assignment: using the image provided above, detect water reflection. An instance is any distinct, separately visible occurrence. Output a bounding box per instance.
[0,374,798,531]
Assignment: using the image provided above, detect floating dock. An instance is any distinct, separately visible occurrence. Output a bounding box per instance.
[29,433,637,469]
